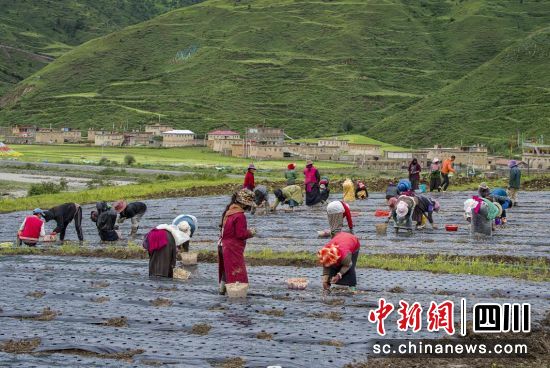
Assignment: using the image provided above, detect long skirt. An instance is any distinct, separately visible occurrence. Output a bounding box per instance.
[328,250,359,287]
[218,244,248,284]
[305,184,322,206]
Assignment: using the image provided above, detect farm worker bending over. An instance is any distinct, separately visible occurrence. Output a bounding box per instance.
[342,178,355,202]
[91,202,120,242]
[304,160,322,206]
[318,232,361,292]
[326,201,353,237]
[16,209,46,246]
[252,185,269,215]
[412,195,440,230]
[385,181,399,201]
[243,163,256,191]
[218,189,256,295]
[172,214,198,252]
[355,180,368,200]
[272,185,303,211]
[114,200,147,237]
[392,195,415,230]
[320,176,330,203]
[38,202,83,242]
[508,160,521,206]
[285,163,297,185]
[143,214,193,278]
[441,155,456,192]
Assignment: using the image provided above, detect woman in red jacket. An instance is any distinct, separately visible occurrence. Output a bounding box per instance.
[243,164,256,191]
[317,232,360,292]
[17,209,46,246]
[218,189,257,295]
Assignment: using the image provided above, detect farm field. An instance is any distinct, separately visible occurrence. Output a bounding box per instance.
[9,144,352,170]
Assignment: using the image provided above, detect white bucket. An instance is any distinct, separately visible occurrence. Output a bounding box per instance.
[226,282,249,298]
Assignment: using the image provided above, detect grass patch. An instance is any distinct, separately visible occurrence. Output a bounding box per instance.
[0,338,41,353]
[102,316,128,328]
[309,311,343,321]
[23,307,58,321]
[256,331,273,340]
[26,290,46,299]
[150,297,172,307]
[0,177,240,213]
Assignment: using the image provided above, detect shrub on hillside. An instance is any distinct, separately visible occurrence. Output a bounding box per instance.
[28,179,68,196]
[124,155,136,166]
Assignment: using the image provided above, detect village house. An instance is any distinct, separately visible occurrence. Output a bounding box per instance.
[231,142,284,159]
[4,125,39,144]
[522,143,550,171]
[94,131,125,146]
[212,138,244,154]
[162,130,196,147]
[347,143,382,157]
[124,132,154,146]
[145,123,173,136]
[384,150,429,169]
[422,144,489,170]
[207,129,241,149]
[86,129,98,143]
[246,126,285,144]
[318,138,349,150]
[284,143,341,161]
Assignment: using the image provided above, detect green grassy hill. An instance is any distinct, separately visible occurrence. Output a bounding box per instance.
[0,0,201,96]
[1,0,548,150]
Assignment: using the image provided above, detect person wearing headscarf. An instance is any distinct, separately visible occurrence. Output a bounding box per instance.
[387,197,398,223]
[412,195,440,230]
[317,232,360,292]
[218,189,256,295]
[478,182,491,198]
[342,178,355,202]
[113,200,147,237]
[508,160,521,206]
[172,214,198,252]
[355,180,368,200]
[144,215,194,278]
[326,201,353,237]
[397,179,412,195]
[319,176,330,203]
[37,202,83,242]
[489,188,513,225]
[91,202,120,242]
[429,158,442,192]
[392,195,415,230]
[303,160,322,206]
[16,209,46,246]
[251,185,269,215]
[271,185,303,211]
[243,163,256,191]
[408,158,422,190]
[285,163,297,185]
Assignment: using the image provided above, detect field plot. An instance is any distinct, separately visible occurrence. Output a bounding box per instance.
[0,256,548,367]
[1,192,548,259]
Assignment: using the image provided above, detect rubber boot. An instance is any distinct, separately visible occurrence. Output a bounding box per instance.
[219,281,227,295]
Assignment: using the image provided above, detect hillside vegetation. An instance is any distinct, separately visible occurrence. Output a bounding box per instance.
[0,0,201,96]
[1,0,549,150]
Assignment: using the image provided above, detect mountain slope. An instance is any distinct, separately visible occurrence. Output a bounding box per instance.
[367,27,550,151]
[0,0,201,96]
[0,0,548,148]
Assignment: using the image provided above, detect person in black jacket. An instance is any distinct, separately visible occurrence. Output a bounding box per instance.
[113,200,147,237]
[39,203,83,241]
[91,202,120,241]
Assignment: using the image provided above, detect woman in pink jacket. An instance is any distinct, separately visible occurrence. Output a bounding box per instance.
[304,160,321,206]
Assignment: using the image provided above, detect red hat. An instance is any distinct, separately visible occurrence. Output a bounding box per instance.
[317,243,340,267]
[287,163,295,170]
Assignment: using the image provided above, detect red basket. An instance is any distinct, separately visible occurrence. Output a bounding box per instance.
[445,224,459,232]
[374,209,390,217]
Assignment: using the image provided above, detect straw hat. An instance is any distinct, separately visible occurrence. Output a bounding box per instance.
[432,157,439,163]
[318,243,340,267]
[248,163,256,170]
[388,197,398,209]
[173,214,198,237]
[306,160,313,166]
[113,200,127,213]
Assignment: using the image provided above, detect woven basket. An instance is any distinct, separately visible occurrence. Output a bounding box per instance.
[42,234,57,242]
[286,277,309,290]
[375,223,388,235]
[173,268,191,280]
[179,252,198,265]
[226,282,249,298]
